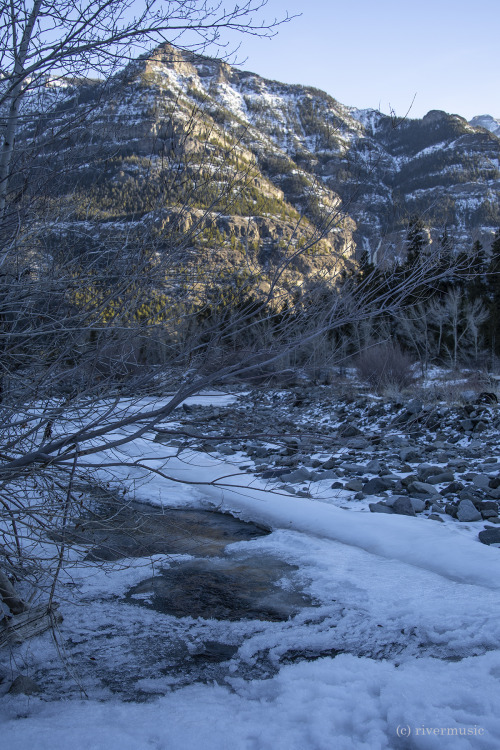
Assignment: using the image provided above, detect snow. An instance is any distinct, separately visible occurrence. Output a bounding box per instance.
[3,654,500,749]
[105,437,500,591]
[3,391,500,747]
[469,115,500,137]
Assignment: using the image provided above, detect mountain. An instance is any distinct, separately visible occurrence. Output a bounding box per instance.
[14,45,500,274]
[469,115,500,138]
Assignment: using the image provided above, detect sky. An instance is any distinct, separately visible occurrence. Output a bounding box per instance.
[222,0,499,120]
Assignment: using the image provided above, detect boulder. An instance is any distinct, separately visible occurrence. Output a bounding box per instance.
[440,481,464,495]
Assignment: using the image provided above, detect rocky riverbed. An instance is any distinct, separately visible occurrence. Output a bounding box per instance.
[154,381,500,545]
[4,376,500,707]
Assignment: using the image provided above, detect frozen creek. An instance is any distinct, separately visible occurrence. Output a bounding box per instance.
[4,385,500,748]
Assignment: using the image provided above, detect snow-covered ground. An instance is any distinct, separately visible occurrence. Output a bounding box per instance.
[2,389,500,749]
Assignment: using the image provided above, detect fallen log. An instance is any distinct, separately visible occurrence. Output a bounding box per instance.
[0,603,62,647]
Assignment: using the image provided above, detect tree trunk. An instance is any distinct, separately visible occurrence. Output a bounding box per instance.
[0,569,28,614]
[0,0,43,218]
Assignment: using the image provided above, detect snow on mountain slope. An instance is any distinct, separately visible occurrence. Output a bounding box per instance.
[470,115,500,137]
[15,44,500,263]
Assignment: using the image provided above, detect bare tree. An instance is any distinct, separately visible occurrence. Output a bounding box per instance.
[396,301,437,376]
[429,288,488,369]
[0,0,293,632]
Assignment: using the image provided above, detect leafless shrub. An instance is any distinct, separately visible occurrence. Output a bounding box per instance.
[356,342,417,393]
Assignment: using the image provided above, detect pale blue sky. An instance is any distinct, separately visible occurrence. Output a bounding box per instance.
[226,0,499,120]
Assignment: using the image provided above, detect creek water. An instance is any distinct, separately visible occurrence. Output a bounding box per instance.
[43,501,317,697]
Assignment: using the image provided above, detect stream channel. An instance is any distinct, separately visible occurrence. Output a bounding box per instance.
[51,499,319,698]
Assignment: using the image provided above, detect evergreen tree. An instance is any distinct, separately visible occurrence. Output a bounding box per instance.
[486,230,500,355]
[467,239,487,302]
[405,216,427,267]
[439,225,453,256]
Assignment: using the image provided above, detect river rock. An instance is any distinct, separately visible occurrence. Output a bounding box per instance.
[478,528,500,545]
[310,469,337,481]
[472,500,499,512]
[406,399,423,415]
[456,499,482,522]
[472,474,491,489]
[440,481,464,495]
[392,497,416,516]
[408,481,439,497]
[369,502,395,514]
[365,459,382,473]
[410,498,427,513]
[340,462,367,474]
[427,472,455,484]
[399,448,422,463]
[417,465,444,482]
[431,502,445,513]
[8,675,41,695]
[482,510,499,519]
[343,479,363,492]
[285,467,313,483]
[338,423,362,438]
[363,477,394,495]
[217,444,236,455]
[261,468,292,479]
[321,457,337,469]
